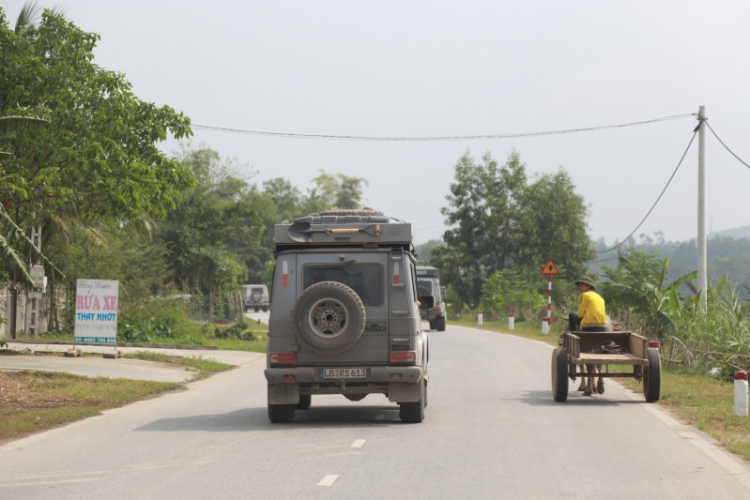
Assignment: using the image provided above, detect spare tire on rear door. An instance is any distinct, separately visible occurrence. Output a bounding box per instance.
[293,281,366,355]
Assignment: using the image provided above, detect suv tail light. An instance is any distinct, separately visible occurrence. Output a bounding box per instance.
[390,351,417,364]
[269,352,297,366]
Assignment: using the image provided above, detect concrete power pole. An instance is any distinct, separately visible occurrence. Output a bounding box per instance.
[697,106,708,311]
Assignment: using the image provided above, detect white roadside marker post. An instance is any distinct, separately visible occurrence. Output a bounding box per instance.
[735,370,748,417]
[508,313,515,330]
[477,311,483,326]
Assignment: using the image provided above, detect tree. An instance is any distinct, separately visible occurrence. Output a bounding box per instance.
[433,151,593,310]
[515,169,593,278]
[0,6,194,223]
[302,170,369,213]
[1,5,193,336]
[158,148,271,304]
[432,151,526,307]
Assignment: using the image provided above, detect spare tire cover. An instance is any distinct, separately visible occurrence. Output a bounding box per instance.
[293,281,366,355]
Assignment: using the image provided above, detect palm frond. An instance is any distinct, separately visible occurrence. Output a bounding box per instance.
[0,116,49,134]
[0,201,65,278]
[14,1,42,32]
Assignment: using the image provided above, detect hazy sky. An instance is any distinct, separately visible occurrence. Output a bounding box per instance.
[5,1,750,246]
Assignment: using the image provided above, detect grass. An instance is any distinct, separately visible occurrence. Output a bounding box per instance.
[123,352,233,379]
[451,314,750,463]
[0,370,177,444]
[0,351,233,444]
[11,325,269,353]
[208,332,268,353]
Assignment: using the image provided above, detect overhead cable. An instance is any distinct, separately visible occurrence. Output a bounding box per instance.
[705,120,750,169]
[596,124,700,254]
[193,113,695,142]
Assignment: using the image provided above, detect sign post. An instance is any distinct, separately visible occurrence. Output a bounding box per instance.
[74,279,120,346]
[540,259,560,335]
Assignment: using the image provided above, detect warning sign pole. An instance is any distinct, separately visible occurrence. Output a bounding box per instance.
[540,258,560,335]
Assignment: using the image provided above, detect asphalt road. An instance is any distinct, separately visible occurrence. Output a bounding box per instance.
[1,325,750,500]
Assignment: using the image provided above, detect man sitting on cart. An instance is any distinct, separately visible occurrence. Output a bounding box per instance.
[568,276,607,332]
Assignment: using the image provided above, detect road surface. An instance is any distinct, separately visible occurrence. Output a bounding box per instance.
[1,324,749,500]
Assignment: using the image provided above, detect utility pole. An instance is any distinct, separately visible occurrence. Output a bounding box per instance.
[697,106,707,311]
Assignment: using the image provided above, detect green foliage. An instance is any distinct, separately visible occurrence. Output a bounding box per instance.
[158,147,270,295]
[305,170,368,213]
[599,249,697,336]
[480,269,546,321]
[416,239,444,263]
[0,7,194,222]
[433,150,593,309]
[212,320,256,341]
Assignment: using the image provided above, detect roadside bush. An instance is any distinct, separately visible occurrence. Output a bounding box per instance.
[480,269,546,321]
[213,320,256,341]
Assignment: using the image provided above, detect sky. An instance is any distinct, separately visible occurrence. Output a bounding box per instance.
[5,0,750,247]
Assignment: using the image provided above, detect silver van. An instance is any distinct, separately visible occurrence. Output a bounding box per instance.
[264,210,431,423]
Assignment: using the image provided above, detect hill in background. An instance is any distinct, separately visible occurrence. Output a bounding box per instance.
[711,224,750,241]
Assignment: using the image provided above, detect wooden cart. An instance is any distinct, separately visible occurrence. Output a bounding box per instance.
[551,330,661,403]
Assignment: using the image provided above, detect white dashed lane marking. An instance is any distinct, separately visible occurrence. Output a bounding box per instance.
[318,475,339,487]
[351,439,366,448]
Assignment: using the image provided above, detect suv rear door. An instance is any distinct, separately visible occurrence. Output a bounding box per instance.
[294,250,390,364]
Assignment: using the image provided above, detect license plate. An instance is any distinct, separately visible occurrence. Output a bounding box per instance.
[319,368,367,379]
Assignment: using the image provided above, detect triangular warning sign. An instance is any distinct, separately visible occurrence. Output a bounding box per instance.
[541,258,560,275]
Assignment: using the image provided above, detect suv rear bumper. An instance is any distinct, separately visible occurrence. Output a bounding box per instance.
[265,366,425,403]
[265,365,423,384]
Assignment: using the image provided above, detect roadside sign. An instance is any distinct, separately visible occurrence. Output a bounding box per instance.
[541,258,560,275]
[74,279,119,344]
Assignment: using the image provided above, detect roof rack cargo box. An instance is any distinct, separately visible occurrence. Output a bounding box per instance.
[416,266,439,277]
[273,209,414,247]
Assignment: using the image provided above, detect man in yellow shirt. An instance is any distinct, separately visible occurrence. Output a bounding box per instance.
[567,276,607,332]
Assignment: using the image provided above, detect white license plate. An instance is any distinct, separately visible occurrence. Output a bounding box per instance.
[319,368,367,379]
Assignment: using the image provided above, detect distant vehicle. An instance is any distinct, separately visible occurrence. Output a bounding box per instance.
[241,284,269,312]
[264,209,431,423]
[416,266,447,331]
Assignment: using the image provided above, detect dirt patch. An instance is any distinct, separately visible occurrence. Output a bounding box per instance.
[0,371,83,409]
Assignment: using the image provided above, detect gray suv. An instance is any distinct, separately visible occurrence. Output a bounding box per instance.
[242,284,269,312]
[416,266,447,331]
[264,209,431,423]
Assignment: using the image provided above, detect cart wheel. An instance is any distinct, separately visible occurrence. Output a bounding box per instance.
[644,348,662,402]
[552,348,569,402]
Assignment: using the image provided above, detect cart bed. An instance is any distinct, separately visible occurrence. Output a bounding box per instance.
[562,330,648,366]
[576,352,646,365]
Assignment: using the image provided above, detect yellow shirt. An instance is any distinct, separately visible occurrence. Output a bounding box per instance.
[578,290,607,328]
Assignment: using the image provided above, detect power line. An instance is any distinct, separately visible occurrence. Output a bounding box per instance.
[192,113,694,142]
[705,120,750,169]
[596,123,700,254]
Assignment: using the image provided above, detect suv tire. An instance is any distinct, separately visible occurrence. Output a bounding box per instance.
[434,316,446,332]
[294,281,366,355]
[399,379,426,423]
[268,404,295,423]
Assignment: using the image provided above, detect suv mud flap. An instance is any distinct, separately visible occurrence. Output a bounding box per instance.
[268,384,300,405]
[388,382,421,403]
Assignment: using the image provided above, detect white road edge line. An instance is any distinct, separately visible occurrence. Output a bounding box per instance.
[351,439,366,448]
[318,475,339,487]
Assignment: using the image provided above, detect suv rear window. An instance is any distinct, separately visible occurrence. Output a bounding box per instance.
[418,280,433,294]
[303,264,383,307]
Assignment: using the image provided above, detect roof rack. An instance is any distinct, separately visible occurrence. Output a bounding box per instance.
[273,209,414,248]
